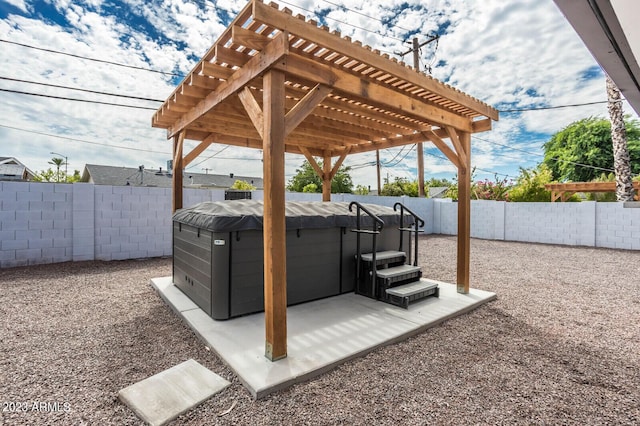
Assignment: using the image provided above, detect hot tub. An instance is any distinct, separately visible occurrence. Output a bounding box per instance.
[172,200,412,319]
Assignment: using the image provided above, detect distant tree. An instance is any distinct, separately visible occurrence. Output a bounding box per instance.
[585,173,617,202]
[230,180,256,190]
[542,116,640,182]
[507,164,575,202]
[286,160,353,194]
[33,168,80,183]
[69,169,81,182]
[33,168,56,182]
[425,177,452,187]
[444,168,477,201]
[379,177,418,197]
[302,183,318,193]
[48,157,66,182]
[354,185,370,195]
[472,174,512,201]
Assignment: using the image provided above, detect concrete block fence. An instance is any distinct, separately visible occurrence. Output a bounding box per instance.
[1,181,638,268]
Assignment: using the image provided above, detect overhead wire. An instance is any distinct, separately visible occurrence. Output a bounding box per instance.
[498,100,608,113]
[0,122,266,165]
[0,88,158,110]
[187,145,232,169]
[320,0,416,34]
[384,144,416,167]
[381,144,412,165]
[0,123,171,154]
[0,39,184,77]
[471,134,618,175]
[276,0,405,48]
[0,75,165,103]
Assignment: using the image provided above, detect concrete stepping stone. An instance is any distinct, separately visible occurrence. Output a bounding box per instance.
[118,359,230,426]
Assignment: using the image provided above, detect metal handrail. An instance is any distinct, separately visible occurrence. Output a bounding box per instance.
[349,201,384,299]
[394,202,424,266]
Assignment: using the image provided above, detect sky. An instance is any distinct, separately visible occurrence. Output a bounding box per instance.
[0,0,637,187]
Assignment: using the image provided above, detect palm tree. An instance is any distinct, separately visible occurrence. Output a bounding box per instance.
[48,157,66,183]
[605,75,635,201]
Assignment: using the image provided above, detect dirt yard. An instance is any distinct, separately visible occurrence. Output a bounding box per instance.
[1,235,638,425]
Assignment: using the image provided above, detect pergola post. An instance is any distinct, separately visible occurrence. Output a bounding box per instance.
[322,153,331,201]
[172,132,184,213]
[262,69,287,361]
[456,131,471,294]
[417,142,425,197]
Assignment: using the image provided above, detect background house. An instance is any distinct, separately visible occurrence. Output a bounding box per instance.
[0,157,36,181]
[80,164,263,189]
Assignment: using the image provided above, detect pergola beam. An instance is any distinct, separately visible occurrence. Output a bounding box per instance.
[252,0,498,120]
[238,87,265,139]
[183,134,216,167]
[274,54,475,133]
[422,130,462,169]
[284,84,332,137]
[168,31,289,139]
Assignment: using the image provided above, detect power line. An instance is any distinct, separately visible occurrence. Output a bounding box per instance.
[187,145,232,169]
[320,0,415,34]
[498,100,608,113]
[0,39,183,77]
[381,144,412,166]
[0,88,158,110]
[385,144,416,167]
[0,75,164,103]
[422,149,516,179]
[2,77,613,115]
[472,135,617,174]
[0,123,171,154]
[277,0,405,47]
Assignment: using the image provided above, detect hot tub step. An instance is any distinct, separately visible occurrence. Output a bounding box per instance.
[374,264,422,286]
[360,251,406,266]
[385,279,439,308]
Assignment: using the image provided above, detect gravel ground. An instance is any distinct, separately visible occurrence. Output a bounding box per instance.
[1,235,639,425]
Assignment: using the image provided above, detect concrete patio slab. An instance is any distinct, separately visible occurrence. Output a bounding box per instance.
[118,359,230,426]
[151,277,496,399]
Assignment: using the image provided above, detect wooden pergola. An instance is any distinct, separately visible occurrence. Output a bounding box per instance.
[545,182,640,201]
[152,0,498,361]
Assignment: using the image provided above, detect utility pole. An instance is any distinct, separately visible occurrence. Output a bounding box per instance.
[400,35,439,198]
[376,150,381,195]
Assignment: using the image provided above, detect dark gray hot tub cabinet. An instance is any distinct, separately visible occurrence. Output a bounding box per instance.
[172,200,410,320]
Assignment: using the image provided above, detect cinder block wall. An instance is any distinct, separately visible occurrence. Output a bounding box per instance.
[93,186,174,261]
[504,201,596,247]
[596,203,640,250]
[1,182,73,268]
[1,182,639,268]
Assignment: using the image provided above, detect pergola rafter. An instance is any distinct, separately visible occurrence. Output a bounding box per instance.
[152,0,499,362]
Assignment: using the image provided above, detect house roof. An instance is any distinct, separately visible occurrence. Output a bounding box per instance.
[428,187,449,198]
[151,0,498,160]
[81,164,263,189]
[0,157,36,180]
[554,0,640,115]
[0,164,27,180]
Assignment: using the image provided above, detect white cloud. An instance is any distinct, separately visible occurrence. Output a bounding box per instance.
[3,0,28,13]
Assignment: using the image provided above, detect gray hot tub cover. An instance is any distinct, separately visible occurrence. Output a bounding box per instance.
[172,200,414,232]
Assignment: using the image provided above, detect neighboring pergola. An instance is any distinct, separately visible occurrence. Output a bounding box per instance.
[545,181,640,202]
[152,0,499,361]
